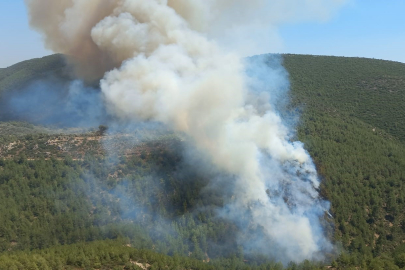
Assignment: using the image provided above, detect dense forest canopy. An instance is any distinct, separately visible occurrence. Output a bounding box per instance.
[0,54,404,269]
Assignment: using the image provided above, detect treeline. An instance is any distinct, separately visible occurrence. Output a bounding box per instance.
[284,54,405,268]
[0,144,241,260]
[0,154,326,269]
[284,54,405,142]
[0,239,328,270]
[1,239,405,270]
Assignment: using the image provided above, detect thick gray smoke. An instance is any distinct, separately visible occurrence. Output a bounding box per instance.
[25,0,347,263]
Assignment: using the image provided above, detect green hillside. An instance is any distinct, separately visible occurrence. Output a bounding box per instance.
[0,54,404,269]
[0,54,68,95]
[286,55,405,269]
[284,55,405,142]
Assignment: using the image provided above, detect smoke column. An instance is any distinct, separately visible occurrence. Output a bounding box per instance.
[25,0,347,263]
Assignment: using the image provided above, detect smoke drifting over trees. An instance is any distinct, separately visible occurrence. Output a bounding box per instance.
[24,0,348,263]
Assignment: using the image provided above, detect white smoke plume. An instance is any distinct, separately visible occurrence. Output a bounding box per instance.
[25,0,347,263]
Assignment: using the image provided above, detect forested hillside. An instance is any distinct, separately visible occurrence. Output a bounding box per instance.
[284,55,405,142]
[285,55,405,269]
[0,54,404,269]
[0,54,67,95]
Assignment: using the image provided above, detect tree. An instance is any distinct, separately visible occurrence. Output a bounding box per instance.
[97,125,109,136]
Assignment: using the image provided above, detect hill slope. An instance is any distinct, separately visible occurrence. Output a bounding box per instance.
[0,54,404,269]
[284,55,405,142]
[0,55,105,127]
[285,55,405,269]
[0,54,68,95]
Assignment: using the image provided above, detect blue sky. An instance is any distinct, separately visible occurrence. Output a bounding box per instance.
[279,0,405,62]
[0,0,404,68]
[0,0,51,68]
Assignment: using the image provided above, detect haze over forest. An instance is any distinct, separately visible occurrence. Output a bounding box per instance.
[0,0,405,270]
[0,51,404,269]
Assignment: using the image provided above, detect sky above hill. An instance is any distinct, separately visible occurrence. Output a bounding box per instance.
[0,0,404,68]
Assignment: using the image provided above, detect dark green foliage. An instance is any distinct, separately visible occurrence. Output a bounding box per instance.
[283,54,405,269]
[0,143,239,259]
[0,239,325,270]
[0,154,322,269]
[284,54,405,142]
